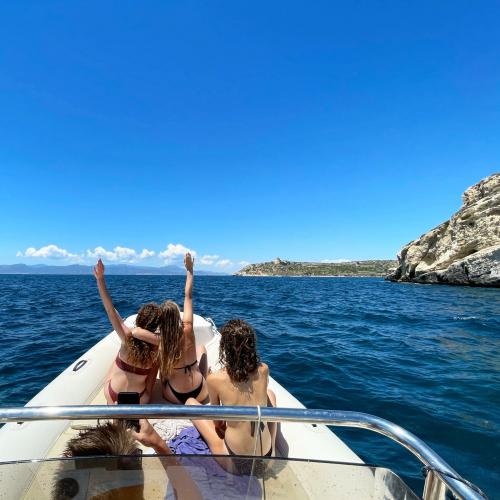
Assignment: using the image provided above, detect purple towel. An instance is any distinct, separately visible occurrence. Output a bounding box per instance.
[167,427,262,499]
[168,426,210,455]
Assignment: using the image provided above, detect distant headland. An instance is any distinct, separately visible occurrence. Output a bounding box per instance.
[235,258,396,277]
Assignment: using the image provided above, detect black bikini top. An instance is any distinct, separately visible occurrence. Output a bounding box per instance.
[174,359,197,374]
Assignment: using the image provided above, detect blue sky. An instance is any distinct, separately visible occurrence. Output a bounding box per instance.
[0,1,498,272]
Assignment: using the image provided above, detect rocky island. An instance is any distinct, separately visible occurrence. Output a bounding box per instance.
[387,173,499,287]
[236,259,396,277]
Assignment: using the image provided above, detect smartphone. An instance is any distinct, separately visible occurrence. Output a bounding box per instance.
[117,392,140,432]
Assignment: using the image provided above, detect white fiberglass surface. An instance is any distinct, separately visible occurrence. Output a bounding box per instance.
[5,455,419,500]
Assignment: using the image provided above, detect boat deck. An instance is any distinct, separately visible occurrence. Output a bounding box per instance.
[12,316,409,499]
[24,379,313,499]
[22,381,390,499]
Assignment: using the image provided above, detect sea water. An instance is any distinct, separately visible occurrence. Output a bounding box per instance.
[0,275,498,497]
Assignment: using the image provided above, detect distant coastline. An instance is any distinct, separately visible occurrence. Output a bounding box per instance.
[0,263,226,276]
[235,258,396,277]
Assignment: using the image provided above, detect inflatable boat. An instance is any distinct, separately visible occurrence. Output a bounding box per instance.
[0,315,484,499]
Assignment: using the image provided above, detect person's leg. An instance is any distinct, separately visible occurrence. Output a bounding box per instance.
[196,344,208,378]
[104,383,114,405]
[142,366,159,404]
[186,398,225,454]
[104,363,115,405]
[267,389,277,453]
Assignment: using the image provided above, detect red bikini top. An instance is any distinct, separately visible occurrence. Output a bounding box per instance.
[115,356,151,376]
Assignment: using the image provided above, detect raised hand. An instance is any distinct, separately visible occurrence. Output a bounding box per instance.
[184,252,194,273]
[93,258,105,280]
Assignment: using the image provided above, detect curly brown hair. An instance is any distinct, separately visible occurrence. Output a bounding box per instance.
[219,319,260,383]
[158,301,184,378]
[126,303,160,368]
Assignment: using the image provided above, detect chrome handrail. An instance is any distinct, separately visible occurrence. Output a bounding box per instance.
[0,405,484,500]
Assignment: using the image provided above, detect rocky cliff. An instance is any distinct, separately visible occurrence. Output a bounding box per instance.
[387,173,500,287]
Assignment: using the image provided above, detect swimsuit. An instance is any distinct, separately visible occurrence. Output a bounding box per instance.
[107,381,147,403]
[164,359,204,404]
[107,356,152,403]
[224,422,273,475]
[114,356,151,375]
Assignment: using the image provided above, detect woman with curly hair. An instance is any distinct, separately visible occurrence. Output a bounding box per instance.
[94,259,160,404]
[158,252,209,404]
[187,319,277,471]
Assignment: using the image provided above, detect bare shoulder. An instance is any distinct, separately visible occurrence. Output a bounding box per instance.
[207,369,227,388]
[259,362,269,375]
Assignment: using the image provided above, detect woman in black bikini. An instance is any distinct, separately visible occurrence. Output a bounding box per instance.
[187,319,277,473]
[158,252,209,405]
[94,259,161,404]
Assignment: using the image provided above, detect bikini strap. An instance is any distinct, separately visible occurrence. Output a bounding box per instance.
[174,359,198,374]
[250,420,266,437]
[115,356,150,376]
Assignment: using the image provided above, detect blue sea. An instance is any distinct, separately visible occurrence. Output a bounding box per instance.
[0,275,498,497]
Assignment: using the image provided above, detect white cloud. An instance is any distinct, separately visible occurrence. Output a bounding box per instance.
[16,243,243,269]
[200,254,220,265]
[159,243,197,263]
[86,246,120,261]
[114,246,137,261]
[86,246,156,263]
[139,248,155,259]
[321,259,351,263]
[18,244,80,260]
[215,259,233,268]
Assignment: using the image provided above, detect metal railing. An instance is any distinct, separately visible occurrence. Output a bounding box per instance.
[0,405,485,500]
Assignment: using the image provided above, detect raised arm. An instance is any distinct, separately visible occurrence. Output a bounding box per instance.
[182,252,194,326]
[93,259,130,341]
[132,327,160,346]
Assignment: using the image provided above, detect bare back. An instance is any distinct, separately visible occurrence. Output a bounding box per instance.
[162,322,207,401]
[209,363,272,455]
[177,322,197,366]
[105,342,156,404]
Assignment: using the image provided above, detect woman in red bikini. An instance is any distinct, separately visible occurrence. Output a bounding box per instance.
[158,252,209,405]
[93,259,160,405]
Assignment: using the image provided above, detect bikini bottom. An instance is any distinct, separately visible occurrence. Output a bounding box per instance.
[224,436,273,476]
